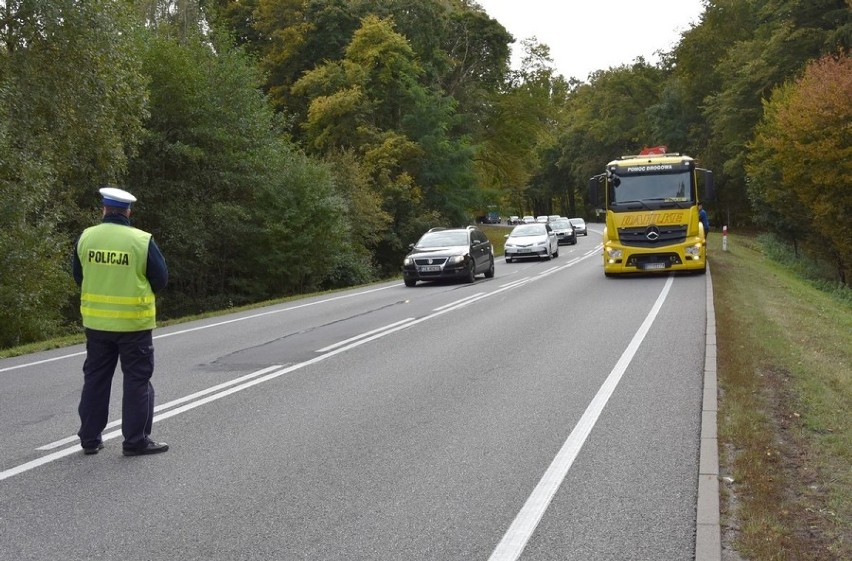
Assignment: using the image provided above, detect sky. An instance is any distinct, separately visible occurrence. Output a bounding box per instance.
[474,0,707,81]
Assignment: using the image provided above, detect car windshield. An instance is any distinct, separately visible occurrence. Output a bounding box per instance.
[569,219,584,226]
[417,231,468,248]
[511,224,546,236]
[551,219,571,229]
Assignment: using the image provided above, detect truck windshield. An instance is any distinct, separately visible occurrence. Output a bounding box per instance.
[610,171,692,205]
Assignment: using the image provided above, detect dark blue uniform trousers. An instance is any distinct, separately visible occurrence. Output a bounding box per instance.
[78,329,156,450]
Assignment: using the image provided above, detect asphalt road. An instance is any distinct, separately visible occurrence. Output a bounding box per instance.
[0,230,712,560]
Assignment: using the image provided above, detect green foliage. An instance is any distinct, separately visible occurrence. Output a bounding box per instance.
[747,53,852,284]
[476,39,570,216]
[126,16,366,307]
[556,60,670,216]
[0,0,147,347]
[248,148,353,295]
[699,0,851,227]
[0,112,78,348]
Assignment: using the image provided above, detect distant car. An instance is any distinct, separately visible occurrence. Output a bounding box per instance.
[507,215,521,225]
[522,215,535,224]
[568,218,587,236]
[535,215,549,223]
[549,218,577,245]
[481,211,501,224]
[547,215,561,222]
[504,222,559,262]
[402,226,495,286]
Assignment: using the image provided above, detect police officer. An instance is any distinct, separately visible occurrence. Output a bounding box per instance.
[699,202,711,240]
[72,187,170,456]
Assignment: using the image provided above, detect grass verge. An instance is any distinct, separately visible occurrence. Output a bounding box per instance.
[710,232,851,560]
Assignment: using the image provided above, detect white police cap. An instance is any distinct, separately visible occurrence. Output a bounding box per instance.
[99,187,137,208]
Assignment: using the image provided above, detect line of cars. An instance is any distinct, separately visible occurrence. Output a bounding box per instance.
[401,217,589,286]
[507,215,587,234]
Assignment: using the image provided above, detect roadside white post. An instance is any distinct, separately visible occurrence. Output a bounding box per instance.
[722,226,728,251]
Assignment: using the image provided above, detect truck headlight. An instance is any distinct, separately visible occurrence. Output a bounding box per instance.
[606,248,623,259]
[685,244,701,257]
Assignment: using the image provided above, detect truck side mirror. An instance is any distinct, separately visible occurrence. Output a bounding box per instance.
[698,169,714,200]
[705,170,714,199]
[588,176,600,207]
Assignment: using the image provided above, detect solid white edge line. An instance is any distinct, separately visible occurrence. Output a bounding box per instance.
[488,275,674,561]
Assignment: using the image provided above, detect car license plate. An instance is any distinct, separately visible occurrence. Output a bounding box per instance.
[419,265,441,272]
[518,248,531,253]
[642,262,666,270]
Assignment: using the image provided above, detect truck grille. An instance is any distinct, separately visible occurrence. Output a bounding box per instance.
[618,225,687,247]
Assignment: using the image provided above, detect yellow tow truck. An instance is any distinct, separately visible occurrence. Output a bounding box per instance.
[588,147,714,276]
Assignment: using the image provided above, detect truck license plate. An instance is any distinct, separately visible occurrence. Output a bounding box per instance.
[643,262,666,270]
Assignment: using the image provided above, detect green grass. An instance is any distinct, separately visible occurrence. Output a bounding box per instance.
[710,232,851,560]
[479,223,510,256]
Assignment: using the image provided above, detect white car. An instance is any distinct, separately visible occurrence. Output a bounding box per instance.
[504,223,559,262]
[568,218,587,236]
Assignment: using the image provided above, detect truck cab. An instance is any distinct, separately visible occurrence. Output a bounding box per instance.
[588,148,713,276]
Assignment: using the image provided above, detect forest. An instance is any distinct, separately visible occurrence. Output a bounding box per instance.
[1,0,850,349]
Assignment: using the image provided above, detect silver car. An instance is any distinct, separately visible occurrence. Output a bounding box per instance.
[550,218,577,245]
[568,218,587,236]
[504,223,559,262]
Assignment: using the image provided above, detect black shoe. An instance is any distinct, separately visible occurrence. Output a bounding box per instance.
[122,439,169,456]
[83,443,104,455]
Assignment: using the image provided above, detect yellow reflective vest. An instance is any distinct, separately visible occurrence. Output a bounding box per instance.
[77,223,156,331]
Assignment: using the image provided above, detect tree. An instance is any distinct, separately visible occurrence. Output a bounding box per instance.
[556,59,669,213]
[697,0,851,227]
[0,0,147,347]
[747,53,852,284]
[293,15,480,271]
[126,26,355,312]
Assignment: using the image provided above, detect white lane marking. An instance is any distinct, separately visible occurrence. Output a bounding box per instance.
[315,318,416,352]
[488,275,674,561]
[5,250,602,481]
[36,364,285,450]
[155,285,397,340]
[499,278,532,289]
[0,285,397,374]
[433,293,486,312]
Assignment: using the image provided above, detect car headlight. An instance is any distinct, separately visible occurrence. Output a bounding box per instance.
[534,239,548,247]
[404,256,414,266]
[448,255,466,264]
